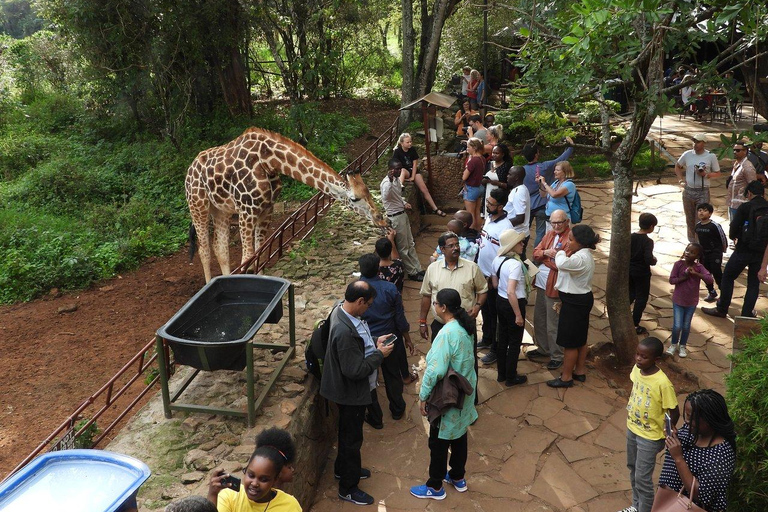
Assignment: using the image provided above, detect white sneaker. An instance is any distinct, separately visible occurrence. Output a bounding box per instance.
[666,344,677,356]
[678,346,688,358]
[618,507,638,512]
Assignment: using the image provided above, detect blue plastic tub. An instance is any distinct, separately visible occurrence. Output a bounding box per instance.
[0,449,150,512]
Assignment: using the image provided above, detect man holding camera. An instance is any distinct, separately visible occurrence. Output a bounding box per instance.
[675,136,721,243]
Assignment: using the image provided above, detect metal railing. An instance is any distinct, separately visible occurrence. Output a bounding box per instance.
[5,117,399,481]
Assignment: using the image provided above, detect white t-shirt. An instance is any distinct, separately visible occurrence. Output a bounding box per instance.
[534,233,564,289]
[477,218,513,277]
[461,72,471,95]
[492,255,526,300]
[677,149,720,189]
[505,185,531,236]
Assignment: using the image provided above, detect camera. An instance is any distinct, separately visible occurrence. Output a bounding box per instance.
[221,474,241,490]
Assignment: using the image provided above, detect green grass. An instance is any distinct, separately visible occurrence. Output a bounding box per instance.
[513,143,667,179]
[0,95,369,303]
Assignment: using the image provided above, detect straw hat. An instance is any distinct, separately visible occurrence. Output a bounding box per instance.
[498,230,527,256]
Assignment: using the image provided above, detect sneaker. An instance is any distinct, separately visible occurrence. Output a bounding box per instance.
[480,351,497,364]
[338,488,374,505]
[701,306,727,318]
[505,375,527,387]
[335,468,372,480]
[476,339,493,349]
[408,273,424,282]
[526,348,548,359]
[444,472,468,492]
[678,346,688,358]
[618,507,638,512]
[409,484,446,500]
[666,344,678,356]
[546,359,563,370]
[704,291,718,303]
[364,416,383,430]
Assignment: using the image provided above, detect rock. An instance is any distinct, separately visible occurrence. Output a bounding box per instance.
[161,483,188,500]
[280,366,307,384]
[280,400,297,415]
[57,304,78,314]
[181,471,205,484]
[99,285,115,292]
[281,383,304,398]
[184,449,216,471]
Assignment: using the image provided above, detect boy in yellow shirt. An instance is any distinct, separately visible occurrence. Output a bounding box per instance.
[622,337,680,512]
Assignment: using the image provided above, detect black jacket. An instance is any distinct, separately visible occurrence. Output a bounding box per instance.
[320,306,383,406]
[730,196,768,253]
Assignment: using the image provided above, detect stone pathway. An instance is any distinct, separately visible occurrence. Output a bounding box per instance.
[107,113,766,511]
[308,114,767,511]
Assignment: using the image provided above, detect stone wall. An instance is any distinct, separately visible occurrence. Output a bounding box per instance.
[425,155,464,208]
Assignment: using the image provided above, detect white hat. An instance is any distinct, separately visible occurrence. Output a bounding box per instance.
[498,230,527,256]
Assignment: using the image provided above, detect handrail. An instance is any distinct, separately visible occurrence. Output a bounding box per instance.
[4,116,399,482]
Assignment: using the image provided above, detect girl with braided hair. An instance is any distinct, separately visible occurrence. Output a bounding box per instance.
[657,389,736,512]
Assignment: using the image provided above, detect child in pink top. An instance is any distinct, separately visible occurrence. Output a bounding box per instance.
[667,243,713,358]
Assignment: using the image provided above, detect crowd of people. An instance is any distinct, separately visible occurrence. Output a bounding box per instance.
[172,86,768,512]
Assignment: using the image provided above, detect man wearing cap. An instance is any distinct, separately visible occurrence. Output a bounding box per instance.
[492,229,531,386]
[674,136,721,243]
[528,209,571,370]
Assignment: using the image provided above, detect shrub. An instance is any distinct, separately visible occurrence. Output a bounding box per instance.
[576,99,621,124]
[725,318,768,510]
[494,108,574,146]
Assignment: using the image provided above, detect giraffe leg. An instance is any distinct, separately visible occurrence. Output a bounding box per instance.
[211,209,232,276]
[238,212,258,270]
[188,200,213,283]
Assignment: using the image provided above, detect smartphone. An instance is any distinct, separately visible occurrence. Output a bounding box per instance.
[382,334,397,346]
[221,474,241,491]
[664,412,672,436]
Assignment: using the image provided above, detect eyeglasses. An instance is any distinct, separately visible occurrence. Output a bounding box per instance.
[443,242,460,249]
[432,301,442,306]
[734,148,746,152]
[485,201,499,207]
[551,220,567,225]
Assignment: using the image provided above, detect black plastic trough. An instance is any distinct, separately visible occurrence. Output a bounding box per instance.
[157,275,289,371]
[154,275,296,426]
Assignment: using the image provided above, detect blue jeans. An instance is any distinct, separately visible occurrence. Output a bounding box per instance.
[626,430,665,512]
[671,303,696,346]
[530,206,548,248]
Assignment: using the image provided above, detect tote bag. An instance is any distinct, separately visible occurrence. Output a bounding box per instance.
[651,478,707,512]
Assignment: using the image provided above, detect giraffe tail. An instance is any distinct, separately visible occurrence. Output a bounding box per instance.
[188,223,197,262]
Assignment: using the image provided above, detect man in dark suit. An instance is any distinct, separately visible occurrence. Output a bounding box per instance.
[320,280,395,506]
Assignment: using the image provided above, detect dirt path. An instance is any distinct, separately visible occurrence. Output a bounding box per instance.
[0,99,399,476]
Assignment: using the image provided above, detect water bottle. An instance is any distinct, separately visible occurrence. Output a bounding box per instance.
[535,164,541,180]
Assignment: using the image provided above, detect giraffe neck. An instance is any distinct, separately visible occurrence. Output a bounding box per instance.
[279,155,348,201]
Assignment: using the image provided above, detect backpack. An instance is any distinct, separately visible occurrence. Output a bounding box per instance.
[741,202,768,252]
[305,306,336,380]
[563,180,583,224]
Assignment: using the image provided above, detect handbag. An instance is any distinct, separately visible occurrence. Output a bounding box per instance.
[650,478,707,512]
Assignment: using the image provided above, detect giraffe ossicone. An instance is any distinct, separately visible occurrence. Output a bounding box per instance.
[186,127,387,282]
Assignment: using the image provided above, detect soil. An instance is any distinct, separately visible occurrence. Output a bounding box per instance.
[0,99,399,477]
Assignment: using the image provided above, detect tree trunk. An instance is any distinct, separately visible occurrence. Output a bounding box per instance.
[400,0,415,130]
[216,46,252,117]
[741,51,768,122]
[605,26,666,365]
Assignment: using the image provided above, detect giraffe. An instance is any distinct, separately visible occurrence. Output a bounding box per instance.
[186,127,388,282]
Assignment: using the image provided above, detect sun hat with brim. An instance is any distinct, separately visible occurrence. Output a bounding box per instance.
[498,230,527,256]
[692,135,705,142]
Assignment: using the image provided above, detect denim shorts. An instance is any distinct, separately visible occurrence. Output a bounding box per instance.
[463,184,484,201]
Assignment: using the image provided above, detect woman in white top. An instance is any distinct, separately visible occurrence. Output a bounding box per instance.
[491,230,531,386]
[547,224,600,388]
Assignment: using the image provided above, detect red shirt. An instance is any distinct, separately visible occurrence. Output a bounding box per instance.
[464,156,485,187]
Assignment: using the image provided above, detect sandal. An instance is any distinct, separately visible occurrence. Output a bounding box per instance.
[432,209,446,217]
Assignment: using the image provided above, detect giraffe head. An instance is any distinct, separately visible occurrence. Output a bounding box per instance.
[340,168,387,230]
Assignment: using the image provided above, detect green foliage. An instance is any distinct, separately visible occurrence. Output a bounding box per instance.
[0,89,369,303]
[0,0,43,38]
[73,418,99,449]
[726,319,768,510]
[577,100,621,123]
[494,108,574,146]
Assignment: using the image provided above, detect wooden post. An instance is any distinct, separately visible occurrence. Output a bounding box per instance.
[422,102,432,190]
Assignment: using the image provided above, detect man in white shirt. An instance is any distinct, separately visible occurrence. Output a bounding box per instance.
[505,166,531,257]
[674,136,721,243]
[460,66,471,98]
[475,188,513,365]
[380,158,424,281]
